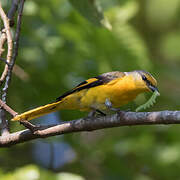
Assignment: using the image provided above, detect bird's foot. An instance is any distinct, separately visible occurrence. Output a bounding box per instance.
[105,98,130,114]
[85,109,106,120]
[105,98,119,112]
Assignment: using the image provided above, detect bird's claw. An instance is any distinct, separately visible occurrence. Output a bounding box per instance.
[105,98,131,114]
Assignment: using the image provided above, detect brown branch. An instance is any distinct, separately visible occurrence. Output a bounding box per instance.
[0,110,179,147]
[0,2,13,136]
[0,57,9,65]
[0,0,25,136]
[0,99,18,117]
[1,0,25,101]
[0,2,13,83]
[7,0,20,27]
[0,29,7,57]
[0,0,20,60]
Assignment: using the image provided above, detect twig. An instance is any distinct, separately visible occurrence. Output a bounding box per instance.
[0,110,179,147]
[0,99,18,117]
[0,29,6,57]
[1,0,25,136]
[10,0,25,69]
[20,121,54,132]
[0,0,20,60]
[0,109,8,136]
[7,0,20,27]
[2,0,25,101]
[0,2,13,84]
[0,2,13,136]
[0,57,9,65]
[0,31,7,132]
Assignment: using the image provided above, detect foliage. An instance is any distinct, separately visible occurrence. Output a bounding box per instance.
[1,0,180,179]
[0,165,84,180]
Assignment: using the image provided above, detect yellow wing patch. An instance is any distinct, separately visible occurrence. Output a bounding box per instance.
[73,78,98,90]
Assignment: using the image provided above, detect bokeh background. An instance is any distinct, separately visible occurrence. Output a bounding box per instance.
[1,0,180,179]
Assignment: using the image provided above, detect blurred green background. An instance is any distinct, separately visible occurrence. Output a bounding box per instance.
[1,0,180,179]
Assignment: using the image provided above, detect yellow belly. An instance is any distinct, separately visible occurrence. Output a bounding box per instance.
[59,76,145,111]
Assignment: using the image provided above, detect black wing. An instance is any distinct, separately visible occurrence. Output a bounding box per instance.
[56,71,125,101]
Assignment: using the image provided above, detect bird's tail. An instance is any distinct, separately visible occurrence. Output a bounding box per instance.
[11,101,62,121]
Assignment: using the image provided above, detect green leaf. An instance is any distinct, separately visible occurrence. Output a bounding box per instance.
[106,1,152,70]
[69,0,111,29]
[57,172,85,180]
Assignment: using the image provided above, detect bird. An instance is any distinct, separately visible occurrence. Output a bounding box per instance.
[12,70,158,121]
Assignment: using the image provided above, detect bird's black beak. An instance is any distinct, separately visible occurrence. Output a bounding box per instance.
[149,85,159,93]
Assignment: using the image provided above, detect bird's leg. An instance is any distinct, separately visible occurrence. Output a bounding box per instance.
[87,110,97,118]
[105,98,119,112]
[86,109,106,120]
[105,98,130,114]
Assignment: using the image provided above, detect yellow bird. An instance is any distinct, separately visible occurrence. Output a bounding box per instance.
[12,70,158,121]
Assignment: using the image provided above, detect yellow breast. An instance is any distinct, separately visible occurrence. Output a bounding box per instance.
[78,75,144,111]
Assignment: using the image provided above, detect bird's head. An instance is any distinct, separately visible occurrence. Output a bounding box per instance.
[128,70,159,93]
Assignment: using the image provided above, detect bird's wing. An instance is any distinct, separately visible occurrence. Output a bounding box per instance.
[56,71,125,101]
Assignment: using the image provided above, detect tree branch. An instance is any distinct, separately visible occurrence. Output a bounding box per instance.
[0,57,9,65]
[0,2,13,84]
[0,2,13,135]
[0,110,179,147]
[0,29,7,57]
[7,0,20,27]
[2,0,25,102]
[0,99,18,117]
[0,0,25,136]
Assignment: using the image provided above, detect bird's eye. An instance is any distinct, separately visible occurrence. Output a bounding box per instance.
[142,75,147,81]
